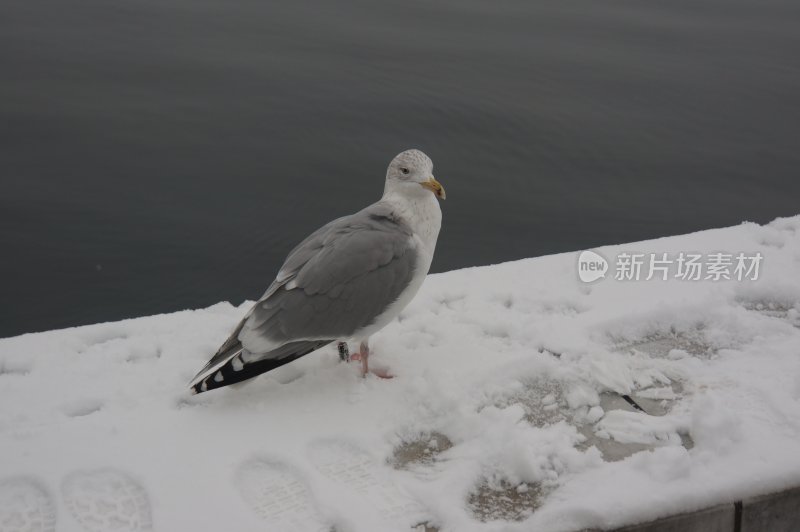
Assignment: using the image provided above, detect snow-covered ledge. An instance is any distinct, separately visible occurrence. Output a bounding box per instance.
[605,485,800,531]
[2,216,800,532]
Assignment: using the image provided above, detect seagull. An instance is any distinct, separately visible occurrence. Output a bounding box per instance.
[189,149,445,394]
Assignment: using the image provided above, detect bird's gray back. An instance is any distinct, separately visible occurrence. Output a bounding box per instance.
[239,202,419,355]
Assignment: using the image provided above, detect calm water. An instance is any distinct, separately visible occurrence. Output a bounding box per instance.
[2,0,799,337]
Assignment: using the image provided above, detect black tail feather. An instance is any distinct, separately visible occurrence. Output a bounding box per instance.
[190,340,333,394]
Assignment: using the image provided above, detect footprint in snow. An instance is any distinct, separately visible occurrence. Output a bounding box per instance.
[77,329,129,350]
[236,458,330,532]
[737,297,800,327]
[61,468,152,532]
[468,479,544,522]
[0,477,56,532]
[0,358,33,377]
[309,439,426,524]
[618,330,715,359]
[60,398,104,418]
[390,432,453,473]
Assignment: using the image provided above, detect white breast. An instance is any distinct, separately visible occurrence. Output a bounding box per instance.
[350,192,442,342]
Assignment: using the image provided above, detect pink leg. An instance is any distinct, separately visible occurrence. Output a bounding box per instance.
[350,341,392,379]
[349,344,361,362]
[359,341,369,377]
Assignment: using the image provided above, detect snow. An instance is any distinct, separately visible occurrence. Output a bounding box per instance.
[2,215,800,532]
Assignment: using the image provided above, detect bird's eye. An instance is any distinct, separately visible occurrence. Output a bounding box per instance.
[400,167,409,175]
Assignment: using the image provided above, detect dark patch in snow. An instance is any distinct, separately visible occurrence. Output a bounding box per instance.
[61,399,104,418]
[390,432,453,470]
[632,381,685,417]
[616,330,715,359]
[0,360,32,376]
[495,378,569,427]
[576,391,693,462]
[468,480,545,522]
[737,297,800,328]
[577,425,654,463]
[537,346,563,358]
[436,293,467,312]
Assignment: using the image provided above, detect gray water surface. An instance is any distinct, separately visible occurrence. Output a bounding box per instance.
[2,0,799,337]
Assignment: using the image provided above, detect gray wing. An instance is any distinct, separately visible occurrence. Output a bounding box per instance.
[238,201,418,355]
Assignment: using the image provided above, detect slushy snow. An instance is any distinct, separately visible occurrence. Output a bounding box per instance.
[2,216,800,532]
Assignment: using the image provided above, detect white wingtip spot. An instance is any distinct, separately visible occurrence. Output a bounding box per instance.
[201,381,208,392]
[232,355,244,372]
[213,372,224,383]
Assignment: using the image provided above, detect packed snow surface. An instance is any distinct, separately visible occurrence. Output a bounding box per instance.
[2,216,800,532]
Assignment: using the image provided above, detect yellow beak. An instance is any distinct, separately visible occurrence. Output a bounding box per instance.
[420,177,446,200]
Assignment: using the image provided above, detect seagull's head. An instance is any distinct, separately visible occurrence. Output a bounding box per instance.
[384,149,446,200]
